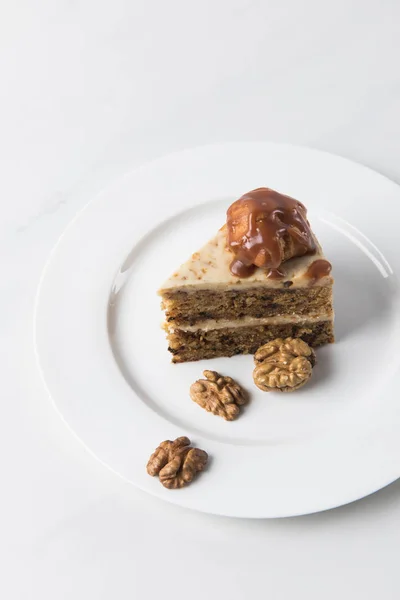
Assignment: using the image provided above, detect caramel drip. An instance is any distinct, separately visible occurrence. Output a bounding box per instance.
[227,188,316,278]
[229,260,256,278]
[267,267,285,280]
[305,259,332,283]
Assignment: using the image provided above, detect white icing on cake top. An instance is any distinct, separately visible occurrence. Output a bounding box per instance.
[159,227,333,293]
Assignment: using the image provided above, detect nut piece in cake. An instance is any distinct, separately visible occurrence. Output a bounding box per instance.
[190,370,248,420]
[147,437,208,489]
[253,337,316,392]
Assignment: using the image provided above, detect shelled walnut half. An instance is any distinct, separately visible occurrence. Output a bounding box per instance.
[253,337,316,393]
[190,370,248,421]
[147,436,208,489]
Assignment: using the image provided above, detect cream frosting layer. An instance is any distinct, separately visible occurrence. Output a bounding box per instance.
[159,227,333,293]
[166,312,333,333]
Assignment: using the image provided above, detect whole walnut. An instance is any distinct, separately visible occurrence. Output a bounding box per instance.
[190,370,247,421]
[253,337,316,393]
[146,437,208,489]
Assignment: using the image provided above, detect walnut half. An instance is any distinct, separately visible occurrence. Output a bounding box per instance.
[253,337,316,393]
[147,437,208,489]
[190,370,248,421]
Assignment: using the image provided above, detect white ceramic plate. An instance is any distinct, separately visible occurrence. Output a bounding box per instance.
[35,142,400,518]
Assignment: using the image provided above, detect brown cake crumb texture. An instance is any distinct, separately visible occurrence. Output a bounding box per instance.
[163,286,333,325]
[168,320,334,363]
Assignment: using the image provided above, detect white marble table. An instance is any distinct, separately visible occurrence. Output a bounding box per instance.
[2,1,400,598]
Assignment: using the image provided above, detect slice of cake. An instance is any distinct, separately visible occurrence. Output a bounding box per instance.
[159,188,334,363]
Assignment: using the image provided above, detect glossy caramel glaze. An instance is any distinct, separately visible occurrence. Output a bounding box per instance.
[227,188,316,278]
[305,259,332,283]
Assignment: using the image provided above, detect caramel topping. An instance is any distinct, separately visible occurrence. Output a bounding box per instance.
[229,259,256,278]
[227,188,316,278]
[305,259,332,283]
[266,267,285,280]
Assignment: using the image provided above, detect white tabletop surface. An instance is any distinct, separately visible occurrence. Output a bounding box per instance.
[2,1,400,598]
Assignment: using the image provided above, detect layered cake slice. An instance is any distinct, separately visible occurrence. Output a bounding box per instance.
[159,188,334,363]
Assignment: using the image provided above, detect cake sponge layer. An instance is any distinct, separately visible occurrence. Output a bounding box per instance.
[167,320,334,363]
[163,286,333,326]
